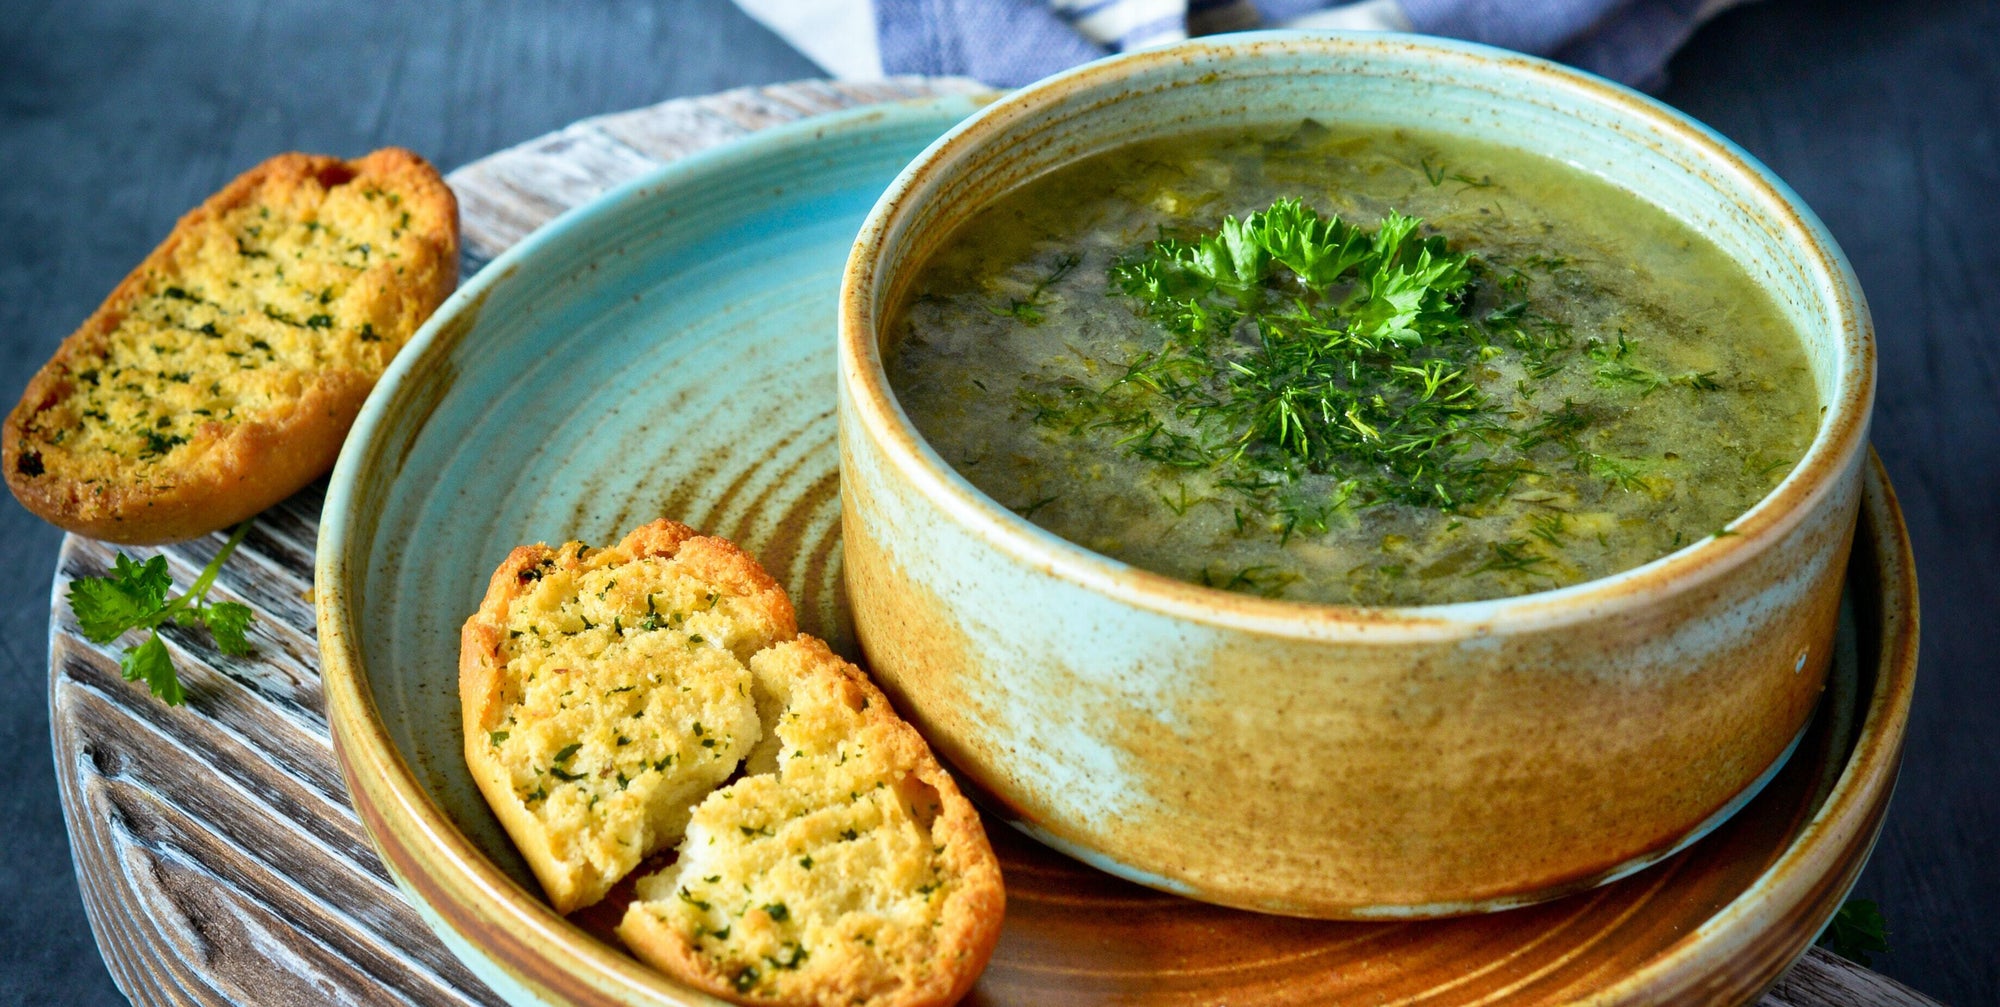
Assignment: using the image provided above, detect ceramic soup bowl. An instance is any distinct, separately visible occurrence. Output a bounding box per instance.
[837,32,1874,918]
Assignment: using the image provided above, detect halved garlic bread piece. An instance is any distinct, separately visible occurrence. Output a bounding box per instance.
[459,519,797,913]
[617,636,1004,1007]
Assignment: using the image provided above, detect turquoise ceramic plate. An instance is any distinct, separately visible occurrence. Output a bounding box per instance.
[317,95,990,1005]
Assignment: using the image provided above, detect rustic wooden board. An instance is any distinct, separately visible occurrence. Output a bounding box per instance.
[48,78,1936,1007]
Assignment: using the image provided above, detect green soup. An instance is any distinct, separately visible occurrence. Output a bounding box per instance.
[886,121,1820,605]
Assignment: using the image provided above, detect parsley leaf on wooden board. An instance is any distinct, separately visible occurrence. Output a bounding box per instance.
[66,520,258,705]
[68,552,174,641]
[118,634,181,706]
[201,598,256,655]
[1818,898,1891,966]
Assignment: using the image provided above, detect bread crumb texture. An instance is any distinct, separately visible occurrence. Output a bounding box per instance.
[460,520,798,913]
[4,148,457,542]
[617,636,1004,1007]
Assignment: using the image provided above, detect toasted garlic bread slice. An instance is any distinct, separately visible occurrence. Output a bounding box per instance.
[460,519,798,913]
[4,148,457,543]
[617,636,1004,1007]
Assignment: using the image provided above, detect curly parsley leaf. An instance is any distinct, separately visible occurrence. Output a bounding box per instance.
[65,520,258,706]
[1817,898,1890,966]
[70,553,173,643]
[1049,195,1723,534]
[119,634,182,706]
[203,600,256,656]
[1095,199,1503,512]
[1255,196,1372,289]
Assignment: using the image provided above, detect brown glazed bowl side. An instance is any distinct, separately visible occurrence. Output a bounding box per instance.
[837,32,1875,917]
[1592,453,1914,1004]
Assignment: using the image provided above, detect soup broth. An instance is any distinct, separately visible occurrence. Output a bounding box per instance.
[886,122,1820,605]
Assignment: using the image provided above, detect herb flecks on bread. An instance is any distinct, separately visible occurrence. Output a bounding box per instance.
[617,636,1004,1007]
[4,148,457,543]
[460,520,798,914]
[462,521,1005,1005]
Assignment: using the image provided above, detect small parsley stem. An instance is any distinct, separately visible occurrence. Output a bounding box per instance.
[168,518,255,621]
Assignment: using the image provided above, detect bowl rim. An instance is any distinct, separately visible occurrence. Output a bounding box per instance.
[837,29,1877,642]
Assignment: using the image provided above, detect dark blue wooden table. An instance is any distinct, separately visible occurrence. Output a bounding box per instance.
[2,1,1992,1004]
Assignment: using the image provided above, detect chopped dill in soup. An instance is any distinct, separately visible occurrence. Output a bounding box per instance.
[885,121,1820,605]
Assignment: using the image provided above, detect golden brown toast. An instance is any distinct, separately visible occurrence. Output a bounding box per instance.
[461,519,1005,1003]
[616,635,1004,1007]
[459,519,798,914]
[4,148,458,542]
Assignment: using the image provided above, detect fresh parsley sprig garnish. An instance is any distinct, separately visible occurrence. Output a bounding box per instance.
[1037,198,1506,523]
[67,519,257,706]
[1018,197,1732,547]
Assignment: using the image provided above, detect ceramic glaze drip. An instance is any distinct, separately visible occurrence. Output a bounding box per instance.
[888,122,1820,605]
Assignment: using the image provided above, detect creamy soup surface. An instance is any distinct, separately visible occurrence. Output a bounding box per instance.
[887,121,1820,605]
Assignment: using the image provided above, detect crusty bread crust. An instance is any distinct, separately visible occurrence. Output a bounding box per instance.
[464,519,1004,998]
[616,636,1005,1007]
[460,519,798,913]
[3,148,458,543]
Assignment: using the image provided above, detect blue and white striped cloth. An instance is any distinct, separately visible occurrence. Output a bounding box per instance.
[734,0,1748,91]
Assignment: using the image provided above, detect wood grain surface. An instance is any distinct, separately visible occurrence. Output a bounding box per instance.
[41,78,1940,1007]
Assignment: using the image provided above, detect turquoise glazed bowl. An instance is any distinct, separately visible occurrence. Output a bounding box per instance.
[838,33,1876,917]
[316,96,994,1006]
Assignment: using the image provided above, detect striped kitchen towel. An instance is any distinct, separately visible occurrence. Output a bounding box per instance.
[734,0,1750,90]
